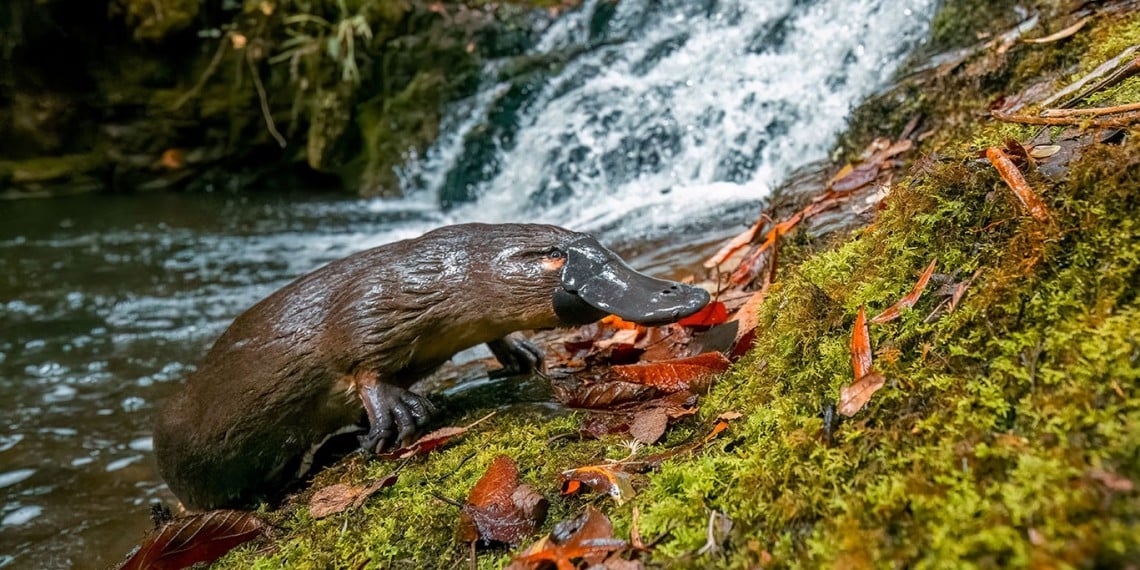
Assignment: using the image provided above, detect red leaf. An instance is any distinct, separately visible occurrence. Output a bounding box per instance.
[117,510,266,570]
[869,259,937,323]
[458,455,548,547]
[851,306,873,381]
[608,352,731,393]
[677,301,728,327]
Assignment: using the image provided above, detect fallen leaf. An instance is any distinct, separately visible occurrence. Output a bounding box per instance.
[1028,144,1061,158]
[117,510,266,570]
[704,218,765,268]
[870,259,937,323]
[377,411,495,460]
[851,306,873,381]
[560,464,636,504]
[509,506,627,570]
[308,474,398,518]
[640,417,735,470]
[986,146,1050,221]
[629,409,669,444]
[838,371,886,417]
[677,301,728,327]
[551,378,655,409]
[717,411,743,421]
[159,149,184,170]
[458,456,548,547]
[608,352,730,393]
[1089,469,1135,492]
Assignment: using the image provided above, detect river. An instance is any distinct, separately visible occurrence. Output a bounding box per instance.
[0,0,936,567]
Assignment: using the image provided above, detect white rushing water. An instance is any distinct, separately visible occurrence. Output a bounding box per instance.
[404,0,938,243]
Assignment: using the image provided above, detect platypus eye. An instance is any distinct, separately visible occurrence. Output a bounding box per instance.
[547,248,564,260]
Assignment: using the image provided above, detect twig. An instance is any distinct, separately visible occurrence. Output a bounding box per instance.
[991,108,1140,127]
[172,35,231,110]
[985,147,1049,222]
[247,50,288,148]
[1038,47,1139,109]
[1040,101,1140,117]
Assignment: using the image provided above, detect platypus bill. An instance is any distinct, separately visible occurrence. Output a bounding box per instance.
[153,223,710,510]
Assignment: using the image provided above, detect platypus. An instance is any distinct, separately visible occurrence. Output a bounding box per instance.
[153,223,709,510]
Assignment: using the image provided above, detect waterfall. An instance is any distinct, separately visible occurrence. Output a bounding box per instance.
[402,0,937,244]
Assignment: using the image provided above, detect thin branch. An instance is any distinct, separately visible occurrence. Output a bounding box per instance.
[1040,101,1140,117]
[172,35,231,111]
[246,50,287,148]
[991,109,1140,128]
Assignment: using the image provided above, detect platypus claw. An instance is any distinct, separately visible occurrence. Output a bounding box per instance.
[487,335,546,379]
[357,382,435,453]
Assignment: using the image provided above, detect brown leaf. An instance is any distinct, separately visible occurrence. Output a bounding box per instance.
[870,259,937,323]
[458,456,548,547]
[629,409,669,444]
[560,465,636,504]
[509,506,627,570]
[308,474,398,518]
[608,352,731,393]
[117,510,266,570]
[851,306,873,381]
[986,146,1050,221]
[838,371,886,417]
[551,378,655,409]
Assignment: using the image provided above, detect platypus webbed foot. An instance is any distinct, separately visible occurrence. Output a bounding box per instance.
[357,381,435,453]
[487,335,546,378]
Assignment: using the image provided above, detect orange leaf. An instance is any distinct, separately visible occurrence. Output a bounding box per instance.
[677,301,728,327]
[608,352,731,393]
[117,511,266,570]
[838,372,886,417]
[560,465,635,504]
[308,474,398,518]
[509,506,626,570]
[704,219,764,268]
[986,146,1049,221]
[851,306,873,381]
[870,259,937,323]
[600,315,640,330]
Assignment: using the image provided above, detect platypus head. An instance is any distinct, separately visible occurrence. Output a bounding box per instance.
[455,223,710,328]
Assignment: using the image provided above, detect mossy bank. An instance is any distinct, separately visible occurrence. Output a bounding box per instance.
[202,1,1139,567]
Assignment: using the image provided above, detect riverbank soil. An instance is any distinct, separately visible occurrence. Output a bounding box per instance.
[155,1,1140,568]
[0,0,570,199]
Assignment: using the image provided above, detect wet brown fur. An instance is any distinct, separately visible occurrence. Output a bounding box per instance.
[153,223,583,510]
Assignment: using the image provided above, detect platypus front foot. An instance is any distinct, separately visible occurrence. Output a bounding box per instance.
[487,335,546,378]
[357,382,435,453]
